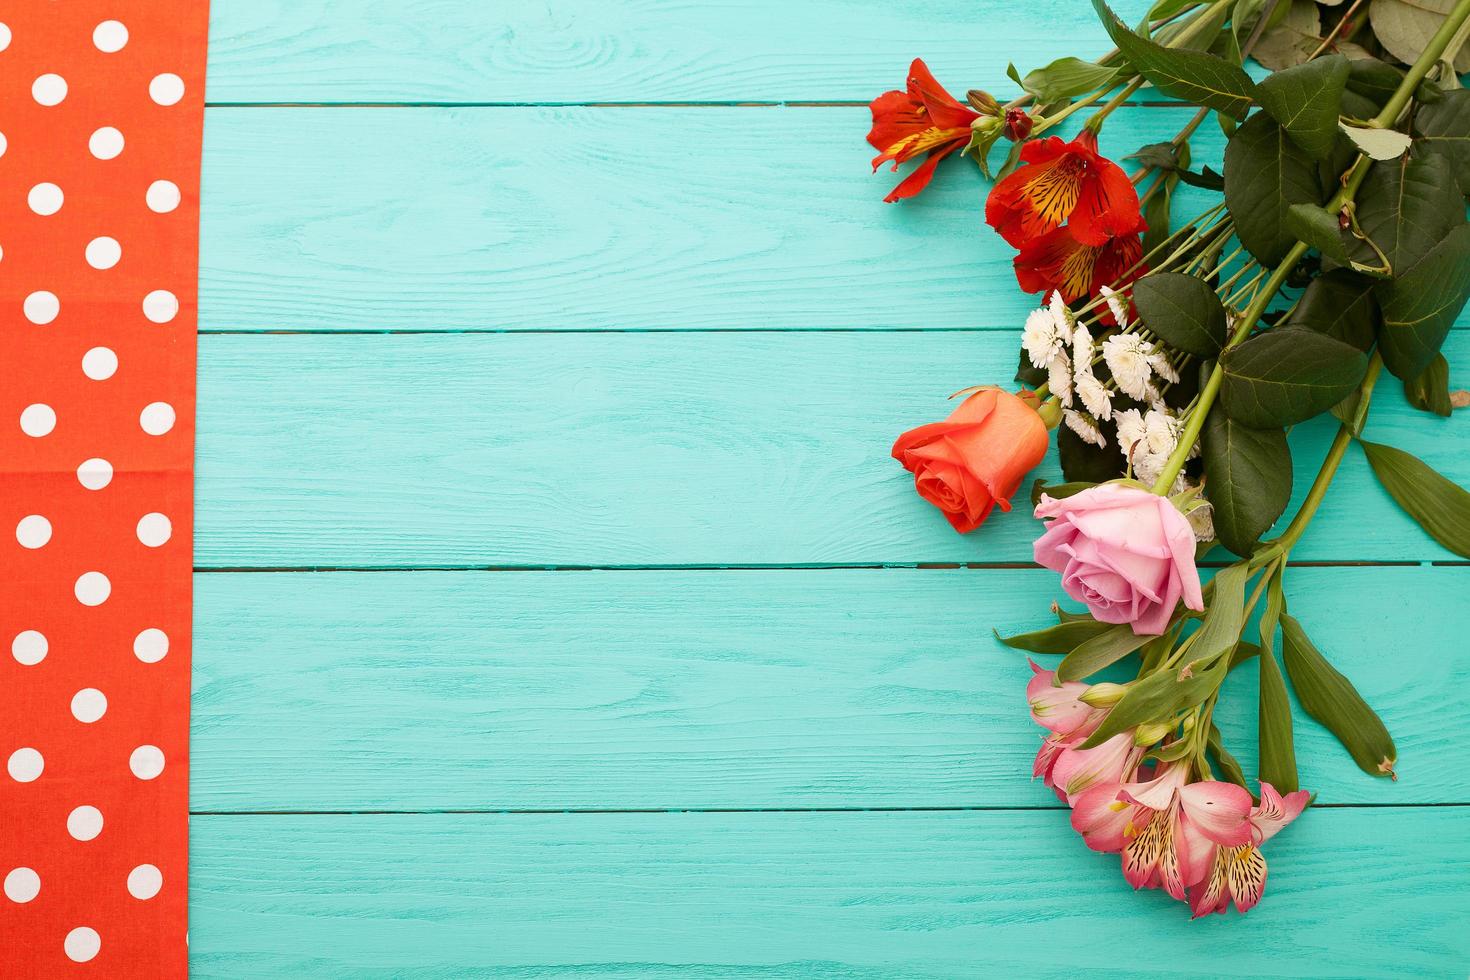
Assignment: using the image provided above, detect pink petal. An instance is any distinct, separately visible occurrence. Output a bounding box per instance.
[1070,782,1133,852]
[1251,783,1311,845]
[1179,779,1254,846]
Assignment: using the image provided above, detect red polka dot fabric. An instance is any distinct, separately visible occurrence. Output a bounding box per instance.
[0,4,205,975]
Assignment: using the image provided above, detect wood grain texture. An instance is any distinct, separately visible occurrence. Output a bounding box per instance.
[205,0,1143,104]
[195,331,1470,566]
[197,105,1241,333]
[191,566,1467,811]
[189,808,1470,977]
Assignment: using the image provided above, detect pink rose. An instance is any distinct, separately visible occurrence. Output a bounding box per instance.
[1033,483,1203,636]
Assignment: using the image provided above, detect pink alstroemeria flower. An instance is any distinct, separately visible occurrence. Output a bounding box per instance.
[1189,782,1310,917]
[1025,661,1133,802]
[1071,762,1254,902]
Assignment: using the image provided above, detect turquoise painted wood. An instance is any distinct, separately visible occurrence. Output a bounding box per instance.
[205,0,1151,104]
[195,331,1470,566]
[192,566,1468,811]
[189,809,1470,978]
[187,1,1470,974]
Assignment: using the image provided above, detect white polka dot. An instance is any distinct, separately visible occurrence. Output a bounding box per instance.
[11,630,48,666]
[93,20,129,53]
[27,182,63,215]
[7,748,43,783]
[75,572,111,607]
[15,515,52,549]
[65,927,101,963]
[23,290,59,324]
[150,73,185,105]
[82,346,119,381]
[147,180,181,213]
[89,126,125,160]
[140,402,175,435]
[129,746,165,780]
[0,132,7,158]
[136,512,172,547]
[134,628,169,663]
[71,688,107,723]
[20,404,56,437]
[32,74,67,106]
[143,289,179,323]
[127,864,162,900]
[85,236,122,269]
[78,458,114,490]
[0,24,10,53]
[67,807,103,841]
[4,868,40,904]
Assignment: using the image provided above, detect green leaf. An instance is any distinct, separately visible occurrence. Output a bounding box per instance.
[1345,58,1406,109]
[1219,327,1370,426]
[1256,571,1297,793]
[1360,439,1470,557]
[1352,153,1464,277]
[1255,55,1349,159]
[1285,268,1379,352]
[1013,57,1122,104]
[1207,723,1250,789]
[1413,88,1470,195]
[1176,165,1225,190]
[997,618,1114,654]
[1403,353,1453,416]
[1127,141,1184,170]
[1092,0,1257,118]
[1201,408,1293,556]
[1132,271,1229,357]
[1057,623,1152,682]
[1186,562,1250,662]
[1376,223,1470,379]
[1369,0,1470,75]
[1280,613,1398,778]
[1029,479,1096,508]
[1142,173,1179,256]
[1339,122,1414,160]
[1248,0,1321,71]
[1224,111,1324,265]
[1285,203,1350,262]
[1148,0,1201,18]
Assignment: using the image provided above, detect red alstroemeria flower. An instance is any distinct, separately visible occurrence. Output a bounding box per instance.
[868,58,980,203]
[1014,226,1146,316]
[985,129,1143,247]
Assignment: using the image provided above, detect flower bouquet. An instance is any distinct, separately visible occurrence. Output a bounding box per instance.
[878,0,1470,916]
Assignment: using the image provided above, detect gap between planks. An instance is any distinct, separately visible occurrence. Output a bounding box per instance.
[193,561,1430,573]
[201,100,1187,109]
[190,802,1470,816]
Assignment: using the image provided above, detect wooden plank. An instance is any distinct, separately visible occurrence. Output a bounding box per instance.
[191,566,1467,811]
[206,0,1138,105]
[189,808,1470,977]
[195,331,1470,566]
[197,105,1241,333]
[194,104,1469,333]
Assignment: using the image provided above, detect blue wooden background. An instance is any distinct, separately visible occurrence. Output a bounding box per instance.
[190,2,1470,975]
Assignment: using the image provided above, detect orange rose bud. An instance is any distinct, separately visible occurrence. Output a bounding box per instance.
[891,388,1050,533]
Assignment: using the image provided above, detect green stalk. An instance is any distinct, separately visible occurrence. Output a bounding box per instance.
[1150,0,1470,495]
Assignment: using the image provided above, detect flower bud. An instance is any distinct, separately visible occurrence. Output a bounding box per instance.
[967,89,1001,115]
[1079,682,1128,707]
[1133,720,1175,746]
[1004,108,1034,142]
[971,114,1002,137]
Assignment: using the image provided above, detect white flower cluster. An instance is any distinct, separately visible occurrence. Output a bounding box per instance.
[1022,288,1211,541]
[1023,288,1180,453]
